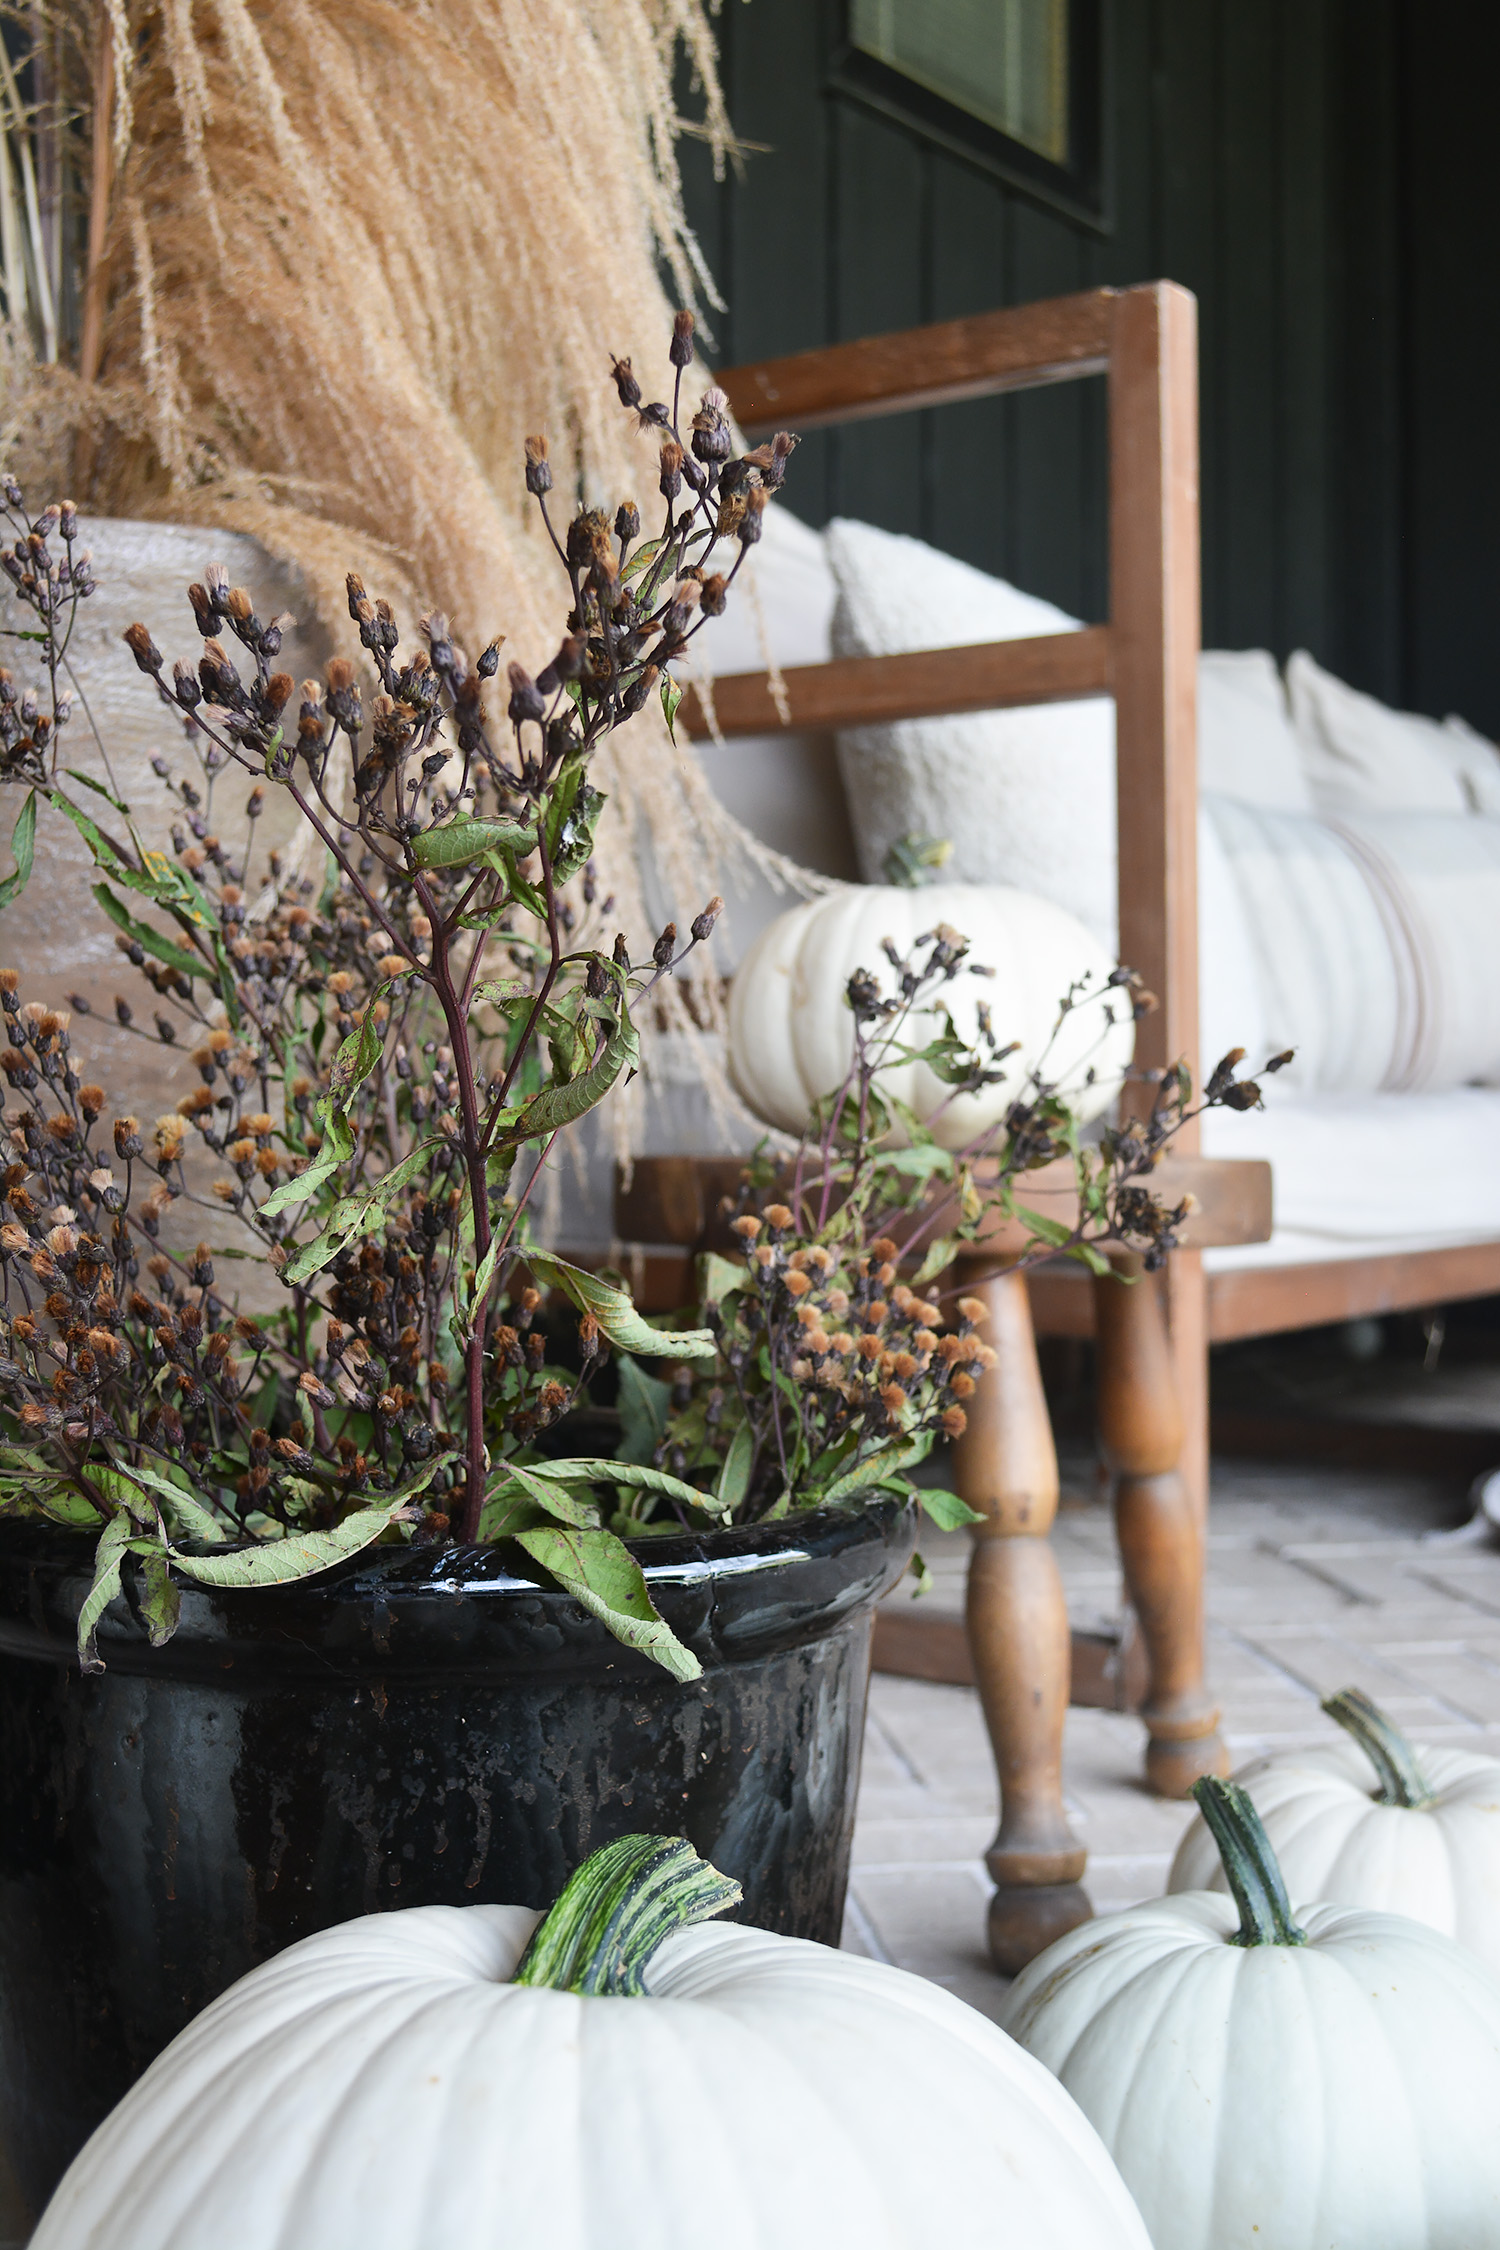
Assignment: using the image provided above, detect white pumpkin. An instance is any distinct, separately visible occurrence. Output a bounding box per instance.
[1003,1778,1500,2250]
[1169,1687,1500,1968]
[37,1836,1150,2250]
[727,883,1133,1148]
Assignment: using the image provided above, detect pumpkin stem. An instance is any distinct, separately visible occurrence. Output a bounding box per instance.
[1321,1686,1433,1809]
[1191,1777,1307,1948]
[513,1835,743,1997]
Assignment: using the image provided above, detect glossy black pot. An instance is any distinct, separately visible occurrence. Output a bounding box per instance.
[0,1499,913,2218]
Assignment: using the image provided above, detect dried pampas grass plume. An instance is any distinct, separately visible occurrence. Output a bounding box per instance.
[14,0,816,1156]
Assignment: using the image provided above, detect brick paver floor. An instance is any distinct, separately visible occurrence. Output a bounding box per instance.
[842,1454,1500,2021]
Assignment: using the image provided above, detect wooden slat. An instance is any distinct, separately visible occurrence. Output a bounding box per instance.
[679,627,1113,739]
[1030,1238,1500,1345]
[1108,281,1208,1518]
[872,1608,1148,1708]
[612,1152,1271,1257]
[717,290,1115,435]
[1205,1242,1500,1343]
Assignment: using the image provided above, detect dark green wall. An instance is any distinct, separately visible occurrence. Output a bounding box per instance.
[680,2,1499,733]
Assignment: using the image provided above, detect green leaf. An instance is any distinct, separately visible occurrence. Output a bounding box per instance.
[821,1435,933,1508]
[907,1550,934,1595]
[91,882,204,980]
[260,1105,355,1218]
[696,1250,746,1308]
[1015,1205,1077,1249]
[512,1523,702,1682]
[64,765,131,813]
[713,1421,752,1513]
[527,1251,717,1360]
[919,1488,985,1532]
[621,534,666,587]
[263,990,396,1221]
[501,968,639,1144]
[482,1460,601,1538]
[660,672,685,744]
[0,787,35,911]
[137,1548,181,1645]
[615,1354,671,1466]
[76,1513,138,1671]
[98,1460,231,1544]
[280,1134,441,1286]
[411,816,537,871]
[476,1486,545,1541]
[911,1234,959,1287]
[881,832,953,888]
[1064,1239,1112,1277]
[533,1457,727,1517]
[327,984,390,1109]
[551,782,604,886]
[167,1486,427,1589]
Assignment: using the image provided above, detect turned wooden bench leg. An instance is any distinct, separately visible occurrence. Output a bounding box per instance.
[1093,1254,1228,1798]
[953,1258,1091,1975]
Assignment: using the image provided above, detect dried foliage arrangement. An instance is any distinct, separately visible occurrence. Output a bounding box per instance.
[1,0,793,1146]
[0,326,1295,1683]
[0,326,1284,1683]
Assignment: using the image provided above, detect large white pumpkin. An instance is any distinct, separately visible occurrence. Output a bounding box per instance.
[727,883,1133,1148]
[1003,1778,1500,2250]
[37,1836,1150,2250]
[1169,1687,1500,1967]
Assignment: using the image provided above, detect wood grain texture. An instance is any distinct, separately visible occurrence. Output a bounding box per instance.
[951,1258,1091,1969]
[679,626,1113,739]
[1205,1241,1500,1342]
[1108,280,1209,1522]
[717,290,1114,435]
[871,1608,1148,1710]
[1095,1254,1226,1799]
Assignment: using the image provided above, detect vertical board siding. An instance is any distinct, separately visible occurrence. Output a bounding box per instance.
[681,0,1485,724]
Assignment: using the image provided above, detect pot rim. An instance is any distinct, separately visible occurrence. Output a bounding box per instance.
[0,1495,919,1683]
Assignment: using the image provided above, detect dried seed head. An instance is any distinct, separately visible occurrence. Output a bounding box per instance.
[658,439,684,502]
[123,622,162,674]
[669,310,696,368]
[523,433,552,497]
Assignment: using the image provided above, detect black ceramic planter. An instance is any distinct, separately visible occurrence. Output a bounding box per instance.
[0,1499,913,2215]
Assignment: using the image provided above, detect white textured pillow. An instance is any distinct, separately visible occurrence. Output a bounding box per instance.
[1335,812,1500,1088]
[1287,648,1471,815]
[1198,649,1314,811]
[824,519,1117,949]
[1441,713,1500,816]
[1203,795,1406,1095]
[1198,798,1268,1078]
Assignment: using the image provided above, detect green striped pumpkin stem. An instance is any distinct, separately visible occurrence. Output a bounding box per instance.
[1191,1776,1307,1948]
[514,1835,743,1997]
[1322,1686,1432,1809]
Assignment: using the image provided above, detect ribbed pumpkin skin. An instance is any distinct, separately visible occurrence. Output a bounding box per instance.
[1003,1892,1500,2250]
[1167,1736,1500,1967]
[727,884,1131,1148]
[36,1905,1151,2250]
